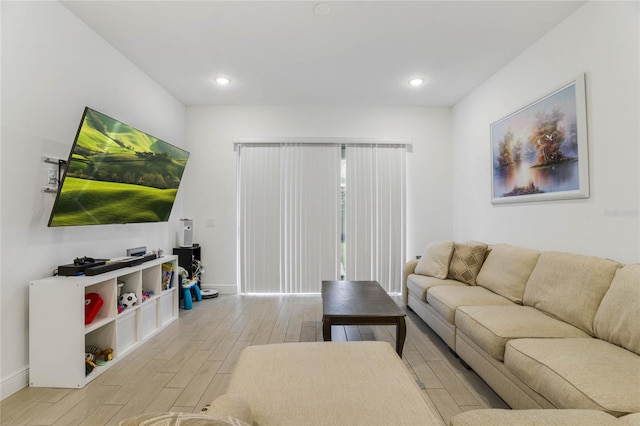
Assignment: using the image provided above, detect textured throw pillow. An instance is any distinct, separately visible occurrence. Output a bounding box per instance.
[415,241,454,279]
[447,241,488,285]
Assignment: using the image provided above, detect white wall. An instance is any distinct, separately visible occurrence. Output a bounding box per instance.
[184,106,453,290]
[451,1,639,263]
[0,2,186,398]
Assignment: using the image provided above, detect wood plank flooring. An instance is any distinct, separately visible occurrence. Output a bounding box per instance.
[1,294,508,425]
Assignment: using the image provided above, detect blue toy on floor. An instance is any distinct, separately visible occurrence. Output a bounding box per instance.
[181,279,201,310]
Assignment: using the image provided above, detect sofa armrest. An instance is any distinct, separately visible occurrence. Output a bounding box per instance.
[403,259,419,306]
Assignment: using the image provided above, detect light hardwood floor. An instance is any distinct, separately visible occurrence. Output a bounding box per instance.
[1,294,508,425]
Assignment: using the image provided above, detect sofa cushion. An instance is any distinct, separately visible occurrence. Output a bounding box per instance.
[426,286,513,323]
[619,413,640,425]
[455,305,590,361]
[450,408,620,426]
[406,274,466,302]
[447,241,488,285]
[415,241,454,279]
[593,264,640,355]
[522,252,620,335]
[505,338,640,415]
[476,244,540,304]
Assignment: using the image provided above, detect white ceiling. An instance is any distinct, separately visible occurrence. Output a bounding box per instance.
[62,1,584,107]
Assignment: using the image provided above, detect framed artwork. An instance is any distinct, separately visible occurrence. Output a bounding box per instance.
[490,74,589,204]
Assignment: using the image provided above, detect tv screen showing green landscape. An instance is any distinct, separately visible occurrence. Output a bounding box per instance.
[48,107,189,227]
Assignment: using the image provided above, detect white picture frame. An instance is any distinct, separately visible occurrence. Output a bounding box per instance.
[490,73,589,204]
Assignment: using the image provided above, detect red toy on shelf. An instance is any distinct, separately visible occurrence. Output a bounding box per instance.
[85,293,103,324]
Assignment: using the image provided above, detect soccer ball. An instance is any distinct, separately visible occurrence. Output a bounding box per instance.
[119,292,137,309]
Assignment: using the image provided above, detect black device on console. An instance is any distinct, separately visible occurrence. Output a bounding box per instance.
[57,254,157,276]
[58,258,107,276]
[84,253,157,276]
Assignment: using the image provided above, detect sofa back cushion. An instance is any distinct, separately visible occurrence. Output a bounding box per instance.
[447,241,488,285]
[522,251,620,335]
[415,241,454,279]
[476,244,540,304]
[593,264,640,355]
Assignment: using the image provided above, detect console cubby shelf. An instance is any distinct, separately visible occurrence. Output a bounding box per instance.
[29,256,178,388]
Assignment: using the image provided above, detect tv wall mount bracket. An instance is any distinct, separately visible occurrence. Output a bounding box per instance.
[42,156,67,193]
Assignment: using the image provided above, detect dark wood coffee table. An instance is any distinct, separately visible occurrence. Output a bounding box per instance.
[321,280,407,357]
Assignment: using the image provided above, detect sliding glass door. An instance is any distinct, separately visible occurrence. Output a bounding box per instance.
[344,144,406,293]
[238,144,341,293]
[238,141,405,294]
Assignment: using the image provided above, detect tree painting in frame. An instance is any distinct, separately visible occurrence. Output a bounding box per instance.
[490,74,589,204]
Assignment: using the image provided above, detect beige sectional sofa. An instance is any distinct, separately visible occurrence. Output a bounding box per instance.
[404,241,640,418]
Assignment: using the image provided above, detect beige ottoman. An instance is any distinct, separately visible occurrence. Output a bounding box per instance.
[226,341,444,426]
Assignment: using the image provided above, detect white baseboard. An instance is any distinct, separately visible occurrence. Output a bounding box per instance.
[201,284,237,294]
[1,368,29,400]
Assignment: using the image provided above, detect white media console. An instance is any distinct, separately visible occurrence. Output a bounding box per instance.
[29,255,179,388]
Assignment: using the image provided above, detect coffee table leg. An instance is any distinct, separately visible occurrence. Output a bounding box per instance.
[322,317,332,341]
[396,317,407,357]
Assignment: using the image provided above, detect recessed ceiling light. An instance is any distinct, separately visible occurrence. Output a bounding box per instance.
[314,3,331,16]
[215,77,230,86]
[408,78,425,87]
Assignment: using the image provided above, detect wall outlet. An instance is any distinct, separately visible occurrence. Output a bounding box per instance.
[48,167,58,185]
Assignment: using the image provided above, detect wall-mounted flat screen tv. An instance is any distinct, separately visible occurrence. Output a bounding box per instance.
[48,107,189,227]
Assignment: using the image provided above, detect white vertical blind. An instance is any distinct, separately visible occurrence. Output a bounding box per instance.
[238,144,341,293]
[344,145,406,293]
[238,145,281,293]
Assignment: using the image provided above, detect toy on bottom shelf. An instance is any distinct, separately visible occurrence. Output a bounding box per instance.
[103,348,114,361]
[85,345,114,376]
[85,352,96,375]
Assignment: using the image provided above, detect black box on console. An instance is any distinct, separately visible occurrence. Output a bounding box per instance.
[58,261,106,276]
